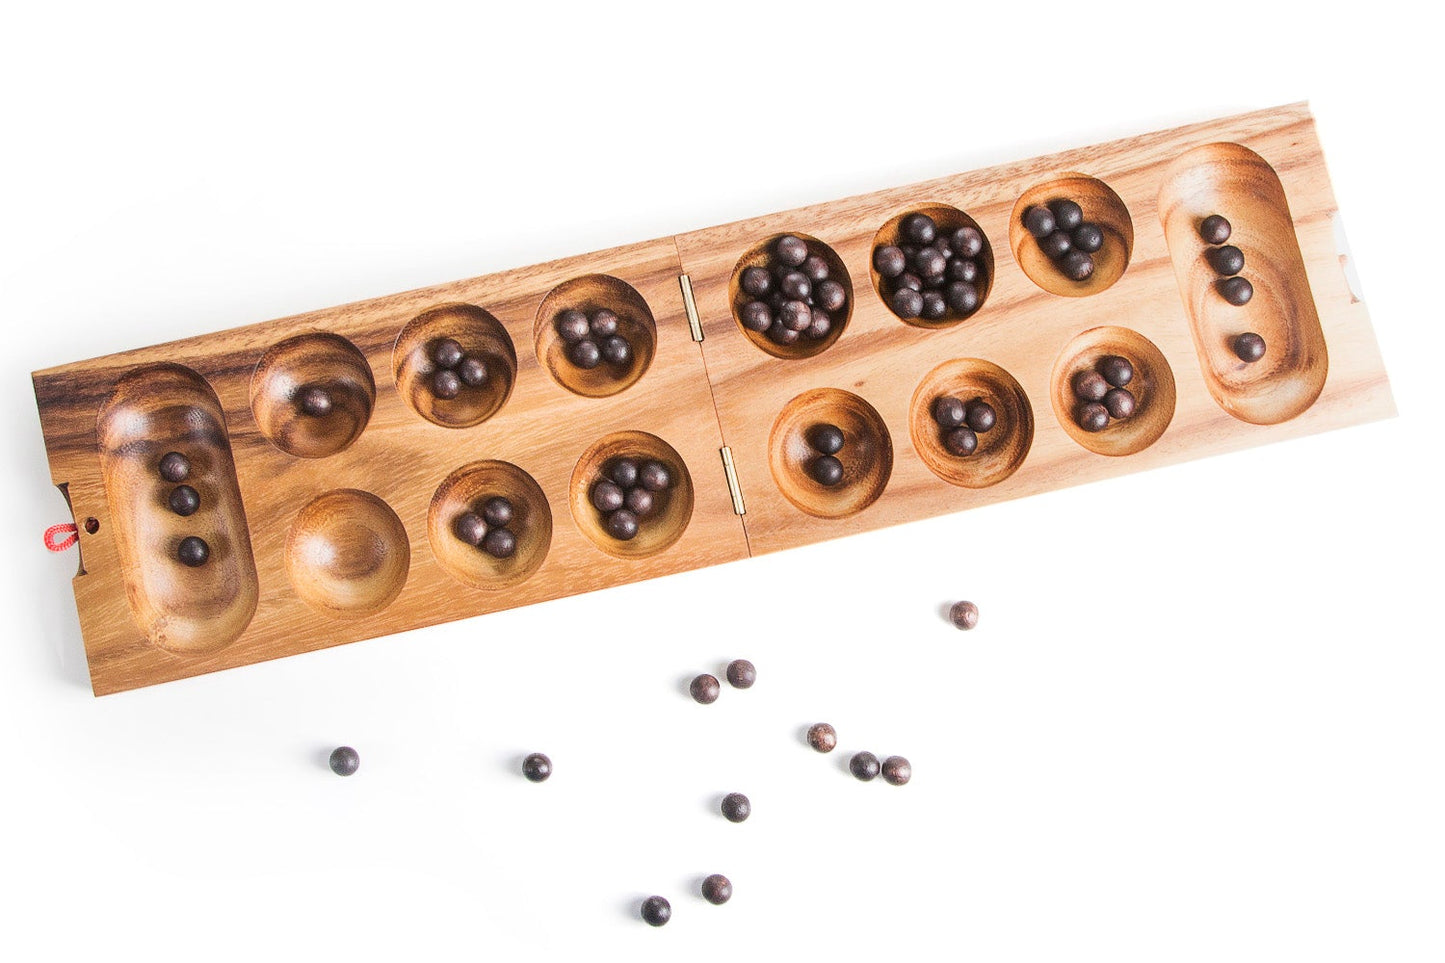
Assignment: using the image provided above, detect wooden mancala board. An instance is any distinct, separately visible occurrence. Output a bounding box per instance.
[33,103,1394,696]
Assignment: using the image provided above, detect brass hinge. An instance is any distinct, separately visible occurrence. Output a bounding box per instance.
[719,446,745,516]
[679,274,703,342]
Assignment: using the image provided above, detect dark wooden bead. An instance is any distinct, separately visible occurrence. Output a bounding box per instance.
[780,300,812,331]
[800,254,831,282]
[740,266,772,297]
[740,300,773,332]
[945,281,979,315]
[951,225,985,259]
[1039,230,1072,260]
[947,258,978,283]
[849,751,881,781]
[1071,222,1104,254]
[1199,214,1232,244]
[809,454,844,487]
[297,385,333,417]
[913,246,947,282]
[589,309,620,338]
[556,310,590,344]
[1102,387,1136,420]
[900,212,937,245]
[931,396,966,428]
[1076,402,1110,432]
[949,600,979,630]
[943,426,978,456]
[329,746,360,776]
[591,480,625,513]
[168,484,200,517]
[873,245,907,278]
[481,528,516,559]
[158,451,190,483]
[454,510,487,546]
[701,874,733,905]
[804,309,832,341]
[881,755,912,786]
[1072,369,1110,402]
[432,368,462,399]
[690,673,721,704]
[891,287,924,319]
[431,337,464,369]
[600,336,632,366]
[639,461,672,492]
[624,486,655,517]
[1219,276,1254,306]
[808,423,845,455]
[457,356,488,387]
[726,659,756,689]
[1049,198,1084,232]
[567,339,602,370]
[640,896,671,927]
[1208,244,1245,276]
[177,535,210,567]
[606,509,639,541]
[1059,250,1094,282]
[780,271,812,301]
[482,496,513,527]
[807,722,838,753]
[920,290,947,321]
[1233,331,1267,363]
[815,279,847,312]
[768,320,801,345]
[965,399,997,433]
[721,792,751,822]
[1022,205,1055,238]
[608,458,640,488]
[1098,355,1134,388]
[521,752,552,783]
[775,234,809,267]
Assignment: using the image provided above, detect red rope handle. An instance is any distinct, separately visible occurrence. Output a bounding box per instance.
[44,523,79,552]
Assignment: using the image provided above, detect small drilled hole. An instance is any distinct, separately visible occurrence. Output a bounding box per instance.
[84,517,99,534]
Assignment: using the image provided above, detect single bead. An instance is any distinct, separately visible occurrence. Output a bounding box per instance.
[881,755,912,786]
[329,746,360,776]
[431,338,464,369]
[720,792,751,823]
[701,874,732,905]
[849,751,881,782]
[640,896,671,927]
[167,484,200,517]
[158,451,190,483]
[726,659,756,689]
[690,673,721,704]
[521,752,552,783]
[949,600,979,630]
[176,535,210,567]
[807,722,837,753]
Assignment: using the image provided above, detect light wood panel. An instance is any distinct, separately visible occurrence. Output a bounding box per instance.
[676,102,1393,556]
[34,239,748,695]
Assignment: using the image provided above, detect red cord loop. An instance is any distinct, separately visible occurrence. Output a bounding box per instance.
[44,523,79,552]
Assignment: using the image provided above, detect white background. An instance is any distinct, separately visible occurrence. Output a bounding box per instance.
[2,2,1441,959]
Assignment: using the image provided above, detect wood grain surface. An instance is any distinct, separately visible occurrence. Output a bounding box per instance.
[676,102,1393,557]
[33,103,1393,695]
[35,239,746,694]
